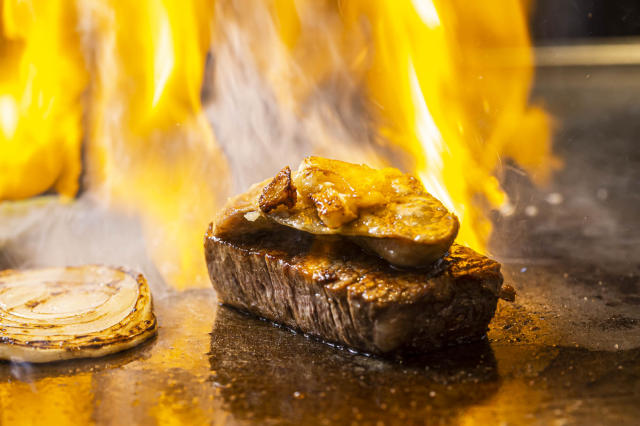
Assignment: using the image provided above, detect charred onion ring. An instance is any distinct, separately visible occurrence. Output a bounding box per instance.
[0,265,157,363]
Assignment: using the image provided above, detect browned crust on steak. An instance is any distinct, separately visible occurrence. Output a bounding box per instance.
[204,223,503,355]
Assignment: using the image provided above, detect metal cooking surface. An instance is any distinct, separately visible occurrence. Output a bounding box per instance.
[0,66,639,425]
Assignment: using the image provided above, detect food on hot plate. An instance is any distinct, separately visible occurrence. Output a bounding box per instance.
[206,157,504,355]
[0,265,157,363]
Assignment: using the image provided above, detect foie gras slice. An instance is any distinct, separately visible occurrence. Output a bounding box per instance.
[215,156,459,267]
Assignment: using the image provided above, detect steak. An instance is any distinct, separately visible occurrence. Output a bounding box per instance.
[205,224,504,356]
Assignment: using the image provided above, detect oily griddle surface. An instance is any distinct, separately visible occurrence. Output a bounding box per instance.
[0,287,637,426]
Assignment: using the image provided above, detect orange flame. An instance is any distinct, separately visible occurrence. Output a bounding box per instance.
[261,0,559,252]
[0,0,557,288]
[81,0,228,288]
[351,0,560,251]
[0,0,228,289]
[0,0,87,200]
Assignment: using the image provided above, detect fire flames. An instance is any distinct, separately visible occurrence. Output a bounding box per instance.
[0,1,87,200]
[248,0,559,250]
[0,0,557,288]
[79,0,228,289]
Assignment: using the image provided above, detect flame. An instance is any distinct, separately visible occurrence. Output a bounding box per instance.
[0,0,226,288]
[0,0,557,288]
[262,0,558,252]
[0,0,87,200]
[400,0,559,250]
[80,0,228,288]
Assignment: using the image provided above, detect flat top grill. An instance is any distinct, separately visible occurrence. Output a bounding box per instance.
[0,64,638,425]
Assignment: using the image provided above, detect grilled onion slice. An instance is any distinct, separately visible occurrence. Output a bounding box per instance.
[0,265,157,363]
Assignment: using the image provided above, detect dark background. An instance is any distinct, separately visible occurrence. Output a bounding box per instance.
[532,0,640,40]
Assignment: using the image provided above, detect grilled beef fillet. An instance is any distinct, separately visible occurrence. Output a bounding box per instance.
[205,224,503,355]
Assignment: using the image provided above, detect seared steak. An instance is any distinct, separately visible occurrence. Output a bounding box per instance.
[205,224,503,355]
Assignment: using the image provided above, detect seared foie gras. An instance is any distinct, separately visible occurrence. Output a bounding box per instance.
[216,156,460,267]
[207,157,505,355]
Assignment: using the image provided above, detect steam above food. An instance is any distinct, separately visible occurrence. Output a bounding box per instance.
[0,266,157,363]
[216,157,460,267]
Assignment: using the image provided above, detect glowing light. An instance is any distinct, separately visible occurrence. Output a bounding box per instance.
[0,96,18,138]
[0,0,87,201]
[151,5,175,108]
[408,61,453,211]
[337,0,557,252]
[412,0,440,28]
[0,0,225,288]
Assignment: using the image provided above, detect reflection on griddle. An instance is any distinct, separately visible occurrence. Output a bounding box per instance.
[0,335,156,381]
[208,306,500,424]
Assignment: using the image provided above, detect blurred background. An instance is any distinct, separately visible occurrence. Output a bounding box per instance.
[532,0,640,39]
